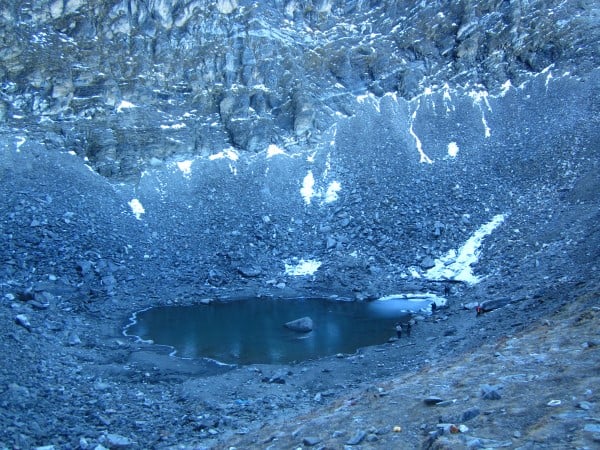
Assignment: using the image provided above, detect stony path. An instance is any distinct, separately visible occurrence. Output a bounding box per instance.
[221,293,600,449]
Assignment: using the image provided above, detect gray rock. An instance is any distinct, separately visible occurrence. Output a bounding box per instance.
[481,384,502,400]
[263,369,290,384]
[76,260,93,276]
[15,314,32,332]
[302,436,321,446]
[423,396,444,406]
[284,316,313,333]
[420,256,436,270]
[68,333,82,346]
[237,266,262,277]
[480,297,513,312]
[105,433,133,448]
[365,433,379,442]
[461,406,481,421]
[326,236,337,249]
[346,430,366,445]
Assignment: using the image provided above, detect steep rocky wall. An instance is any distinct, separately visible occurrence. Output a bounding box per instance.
[1,0,598,179]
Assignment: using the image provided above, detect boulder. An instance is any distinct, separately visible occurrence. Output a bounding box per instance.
[284,316,313,333]
[480,297,513,312]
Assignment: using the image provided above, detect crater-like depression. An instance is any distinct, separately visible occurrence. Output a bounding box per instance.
[124,297,438,365]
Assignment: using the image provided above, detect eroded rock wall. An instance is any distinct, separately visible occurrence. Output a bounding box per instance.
[1,0,598,179]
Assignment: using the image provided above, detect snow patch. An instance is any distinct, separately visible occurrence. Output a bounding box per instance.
[176,160,193,176]
[300,171,315,204]
[160,123,186,130]
[325,181,341,203]
[425,214,506,284]
[209,148,239,161]
[128,199,145,220]
[116,100,136,113]
[266,144,286,158]
[15,136,26,151]
[447,142,459,158]
[284,259,322,276]
[369,293,446,315]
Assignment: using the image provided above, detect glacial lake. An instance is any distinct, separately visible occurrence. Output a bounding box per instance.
[124,297,426,365]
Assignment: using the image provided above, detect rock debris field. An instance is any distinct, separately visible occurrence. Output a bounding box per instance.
[1,1,600,449]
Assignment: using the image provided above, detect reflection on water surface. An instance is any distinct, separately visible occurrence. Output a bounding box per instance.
[125,297,414,364]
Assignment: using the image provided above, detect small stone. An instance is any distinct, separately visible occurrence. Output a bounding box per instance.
[15,314,32,331]
[423,396,444,405]
[68,333,82,346]
[105,433,133,448]
[346,430,366,445]
[326,236,337,249]
[365,433,378,442]
[577,401,593,410]
[461,406,481,421]
[481,384,502,400]
[547,399,561,406]
[420,256,436,270]
[237,266,262,277]
[302,436,321,446]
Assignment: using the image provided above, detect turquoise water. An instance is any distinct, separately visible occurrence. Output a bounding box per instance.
[125,298,413,365]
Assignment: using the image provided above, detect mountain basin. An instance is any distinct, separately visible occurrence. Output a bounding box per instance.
[123,296,439,365]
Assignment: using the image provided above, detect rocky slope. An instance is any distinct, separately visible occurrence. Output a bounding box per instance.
[0,1,599,449]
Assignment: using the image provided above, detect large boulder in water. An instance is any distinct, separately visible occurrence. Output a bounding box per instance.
[284,316,313,333]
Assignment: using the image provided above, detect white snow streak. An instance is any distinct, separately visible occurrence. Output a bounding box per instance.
[425,214,506,284]
[469,89,492,138]
[284,259,322,276]
[300,171,315,204]
[409,101,433,164]
[324,181,341,203]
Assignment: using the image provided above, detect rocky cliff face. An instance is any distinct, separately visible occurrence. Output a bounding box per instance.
[1,0,598,178]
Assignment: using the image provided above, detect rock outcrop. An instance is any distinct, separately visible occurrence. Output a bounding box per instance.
[1,0,598,179]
